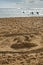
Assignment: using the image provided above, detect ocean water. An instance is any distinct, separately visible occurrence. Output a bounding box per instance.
[0,8,43,18]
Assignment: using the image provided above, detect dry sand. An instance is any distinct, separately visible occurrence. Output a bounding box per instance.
[0,17,43,65]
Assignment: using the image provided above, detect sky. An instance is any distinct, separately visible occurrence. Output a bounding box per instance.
[0,0,43,8]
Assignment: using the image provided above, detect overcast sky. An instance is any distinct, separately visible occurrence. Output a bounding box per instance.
[0,0,43,8]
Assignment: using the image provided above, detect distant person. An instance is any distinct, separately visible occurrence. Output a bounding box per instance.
[30,12,34,15]
[36,12,39,15]
[22,11,25,13]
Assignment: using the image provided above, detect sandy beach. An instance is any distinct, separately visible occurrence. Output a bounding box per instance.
[0,17,43,65]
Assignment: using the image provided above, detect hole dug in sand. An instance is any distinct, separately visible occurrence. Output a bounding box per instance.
[11,41,38,49]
